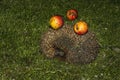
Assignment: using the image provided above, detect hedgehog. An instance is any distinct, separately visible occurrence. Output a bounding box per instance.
[40,24,99,64]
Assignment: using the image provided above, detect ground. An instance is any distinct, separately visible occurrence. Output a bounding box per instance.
[0,0,120,80]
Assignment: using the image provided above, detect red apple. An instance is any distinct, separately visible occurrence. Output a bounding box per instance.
[49,15,64,29]
[67,9,78,20]
[74,21,88,35]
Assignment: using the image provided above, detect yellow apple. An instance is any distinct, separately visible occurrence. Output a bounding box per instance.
[74,21,88,35]
[49,15,64,29]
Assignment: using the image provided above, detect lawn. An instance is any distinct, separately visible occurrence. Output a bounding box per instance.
[0,0,120,80]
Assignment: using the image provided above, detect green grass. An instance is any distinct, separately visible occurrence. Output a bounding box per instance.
[0,0,120,80]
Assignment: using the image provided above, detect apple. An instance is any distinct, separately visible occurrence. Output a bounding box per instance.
[74,21,88,35]
[67,9,78,20]
[49,15,64,29]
